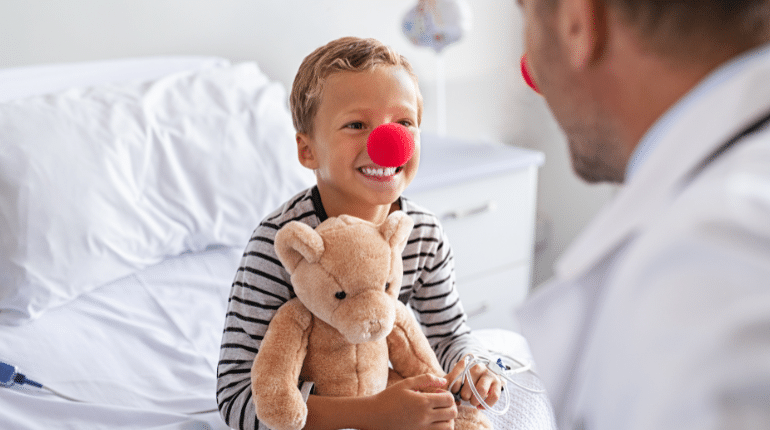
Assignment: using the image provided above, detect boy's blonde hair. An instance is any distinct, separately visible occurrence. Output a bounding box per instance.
[290,37,423,136]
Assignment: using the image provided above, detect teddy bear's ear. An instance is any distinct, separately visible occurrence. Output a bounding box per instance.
[274,221,325,274]
[379,211,414,254]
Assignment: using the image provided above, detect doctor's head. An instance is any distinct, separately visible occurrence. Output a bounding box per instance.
[516,0,770,183]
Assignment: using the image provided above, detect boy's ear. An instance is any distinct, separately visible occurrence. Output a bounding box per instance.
[296,133,319,169]
[274,221,325,274]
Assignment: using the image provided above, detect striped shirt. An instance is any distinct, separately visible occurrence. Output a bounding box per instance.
[216,186,486,430]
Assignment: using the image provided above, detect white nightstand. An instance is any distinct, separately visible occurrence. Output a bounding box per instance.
[405,133,544,331]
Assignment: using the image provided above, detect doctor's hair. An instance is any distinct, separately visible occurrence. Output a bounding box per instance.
[290,36,423,136]
[539,0,770,60]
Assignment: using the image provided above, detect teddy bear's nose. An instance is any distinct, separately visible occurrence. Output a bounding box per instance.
[367,320,382,335]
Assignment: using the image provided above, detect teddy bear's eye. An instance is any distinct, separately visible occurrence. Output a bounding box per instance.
[335,291,347,300]
[385,282,391,291]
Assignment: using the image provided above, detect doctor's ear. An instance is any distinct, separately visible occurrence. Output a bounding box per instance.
[559,0,607,70]
[296,133,319,169]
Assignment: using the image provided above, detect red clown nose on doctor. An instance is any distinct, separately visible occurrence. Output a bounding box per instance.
[520,53,540,94]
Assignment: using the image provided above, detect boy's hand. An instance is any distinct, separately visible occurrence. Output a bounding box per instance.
[372,373,457,430]
[446,359,502,410]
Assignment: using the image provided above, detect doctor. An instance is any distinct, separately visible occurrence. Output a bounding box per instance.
[514,0,770,429]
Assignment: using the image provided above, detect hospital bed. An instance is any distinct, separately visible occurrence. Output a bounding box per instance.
[0,57,555,429]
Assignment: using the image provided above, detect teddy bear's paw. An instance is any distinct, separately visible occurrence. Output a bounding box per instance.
[255,390,308,430]
[454,404,493,430]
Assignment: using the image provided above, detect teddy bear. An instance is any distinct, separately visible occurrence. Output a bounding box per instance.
[250,211,492,430]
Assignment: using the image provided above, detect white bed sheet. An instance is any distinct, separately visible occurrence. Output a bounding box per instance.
[0,245,243,430]
[0,245,554,430]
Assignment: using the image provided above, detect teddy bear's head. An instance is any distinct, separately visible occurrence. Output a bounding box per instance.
[274,211,413,344]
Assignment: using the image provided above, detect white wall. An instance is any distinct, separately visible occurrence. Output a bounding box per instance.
[0,0,614,287]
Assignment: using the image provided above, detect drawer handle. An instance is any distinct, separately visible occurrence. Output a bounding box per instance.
[466,302,489,319]
[441,201,497,221]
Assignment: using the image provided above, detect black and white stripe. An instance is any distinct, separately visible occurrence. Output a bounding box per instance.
[216,186,486,429]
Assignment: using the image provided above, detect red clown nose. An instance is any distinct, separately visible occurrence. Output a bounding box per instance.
[520,53,540,94]
[367,123,415,168]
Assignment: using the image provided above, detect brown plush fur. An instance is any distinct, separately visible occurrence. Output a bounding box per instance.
[251,211,491,430]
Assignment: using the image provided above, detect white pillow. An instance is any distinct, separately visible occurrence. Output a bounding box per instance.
[0,56,229,102]
[0,62,315,325]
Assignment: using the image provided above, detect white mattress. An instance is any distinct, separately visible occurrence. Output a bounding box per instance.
[0,245,243,430]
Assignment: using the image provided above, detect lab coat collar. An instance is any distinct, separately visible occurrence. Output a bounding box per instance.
[554,43,770,282]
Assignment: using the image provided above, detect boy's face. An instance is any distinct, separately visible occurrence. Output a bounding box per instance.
[297,66,421,211]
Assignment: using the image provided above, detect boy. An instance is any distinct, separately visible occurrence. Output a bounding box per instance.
[217,37,501,430]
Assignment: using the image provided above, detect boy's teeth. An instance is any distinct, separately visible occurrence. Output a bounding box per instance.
[361,166,397,177]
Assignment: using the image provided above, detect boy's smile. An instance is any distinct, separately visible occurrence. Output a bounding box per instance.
[358,165,403,180]
[296,65,421,223]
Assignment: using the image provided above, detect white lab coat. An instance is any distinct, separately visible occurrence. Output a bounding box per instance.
[517,45,770,430]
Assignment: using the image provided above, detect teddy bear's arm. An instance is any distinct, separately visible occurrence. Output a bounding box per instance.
[386,300,446,379]
[251,298,313,430]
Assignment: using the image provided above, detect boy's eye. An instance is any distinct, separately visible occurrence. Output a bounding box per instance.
[398,120,414,128]
[346,122,364,130]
